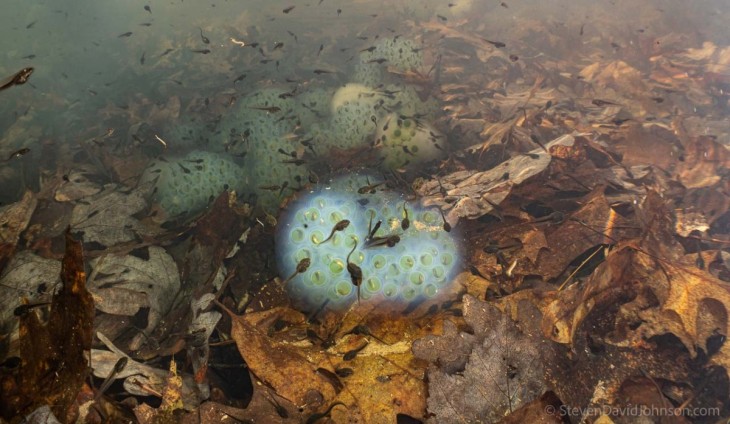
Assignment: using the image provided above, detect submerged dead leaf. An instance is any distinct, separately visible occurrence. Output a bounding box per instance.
[54,168,103,203]
[217,303,335,409]
[412,319,474,374]
[543,192,729,354]
[542,191,730,405]
[495,392,564,424]
[328,333,426,423]
[0,229,94,421]
[417,134,577,225]
[217,298,433,422]
[160,359,184,414]
[188,396,296,424]
[88,246,181,352]
[132,359,186,424]
[69,185,150,247]
[0,252,60,357]
[675,136,730,189]
[148,96,182,125]
[415,295,546,423]
[0,191,36,271]
[579,60,645,93]
[91,333,205,409]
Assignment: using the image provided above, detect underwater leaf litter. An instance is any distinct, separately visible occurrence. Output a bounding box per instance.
[1,0,730,422]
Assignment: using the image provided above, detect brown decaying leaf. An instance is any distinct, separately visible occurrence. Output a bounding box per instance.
[328,346,427,423]
[187,294,221,386]
[88,246,181,352]
[679,184,730,231]
[0,252,60,356]
[181,190,247,297]
[69,185,150,247]
[0,191,36,272]
[53,168,103,203]
[128,359,187,422]
[467,184,640,290]
[411,319,474,374]
[0,229,94,421]
[416,134,576,225]
[495,391,565,424]
[579,60,647,93]
[130,191,247,361]
[160,359,184,414]
[414,295,546,423]
[175,397,294,424]
[215,295,433,422]
[91,332,206,409]
[542,191,730,403]
[216,302,336,409]
[675,135,730,189]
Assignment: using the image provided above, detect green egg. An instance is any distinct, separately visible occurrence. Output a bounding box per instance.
[294,249,311,262]
[424,284,438,297]
[409,271,425,285]
[420,253,433,266]
[402,286,417,300]
[432,266,445,280]
[383,283,398,297]
[300,274,314,287]
[327,290,342,302]
[365,276,382,293]
[394,129,402,137]
[353,251,365,265]
[423,211,436,223]
[335,280,352,296]
[345,235,360,249]
[404,120,412,128]
[329,259,345,274]
[400,255,415,270]
[311,230,324,244]
[311,270,326,286]
[411,145,419,153]
[339,202,355,216]
[441,253,454,266]
[323,254,333,267]
[372,254,387,269]
[304,207,320,222]
[290,229,305,243]
[330,210,344,223]
[316,197,327,209]
[332,233,342,246]
[387,263,400,277]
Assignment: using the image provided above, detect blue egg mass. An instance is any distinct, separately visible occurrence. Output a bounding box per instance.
[275,173,461,311]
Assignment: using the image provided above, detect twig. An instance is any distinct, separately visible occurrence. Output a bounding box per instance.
[557,245,606,291]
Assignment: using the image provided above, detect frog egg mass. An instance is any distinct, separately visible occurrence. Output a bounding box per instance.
[275,173,461,311]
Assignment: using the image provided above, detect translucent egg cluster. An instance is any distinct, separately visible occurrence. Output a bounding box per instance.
[275,174,460,311]
[140,150,246,217]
